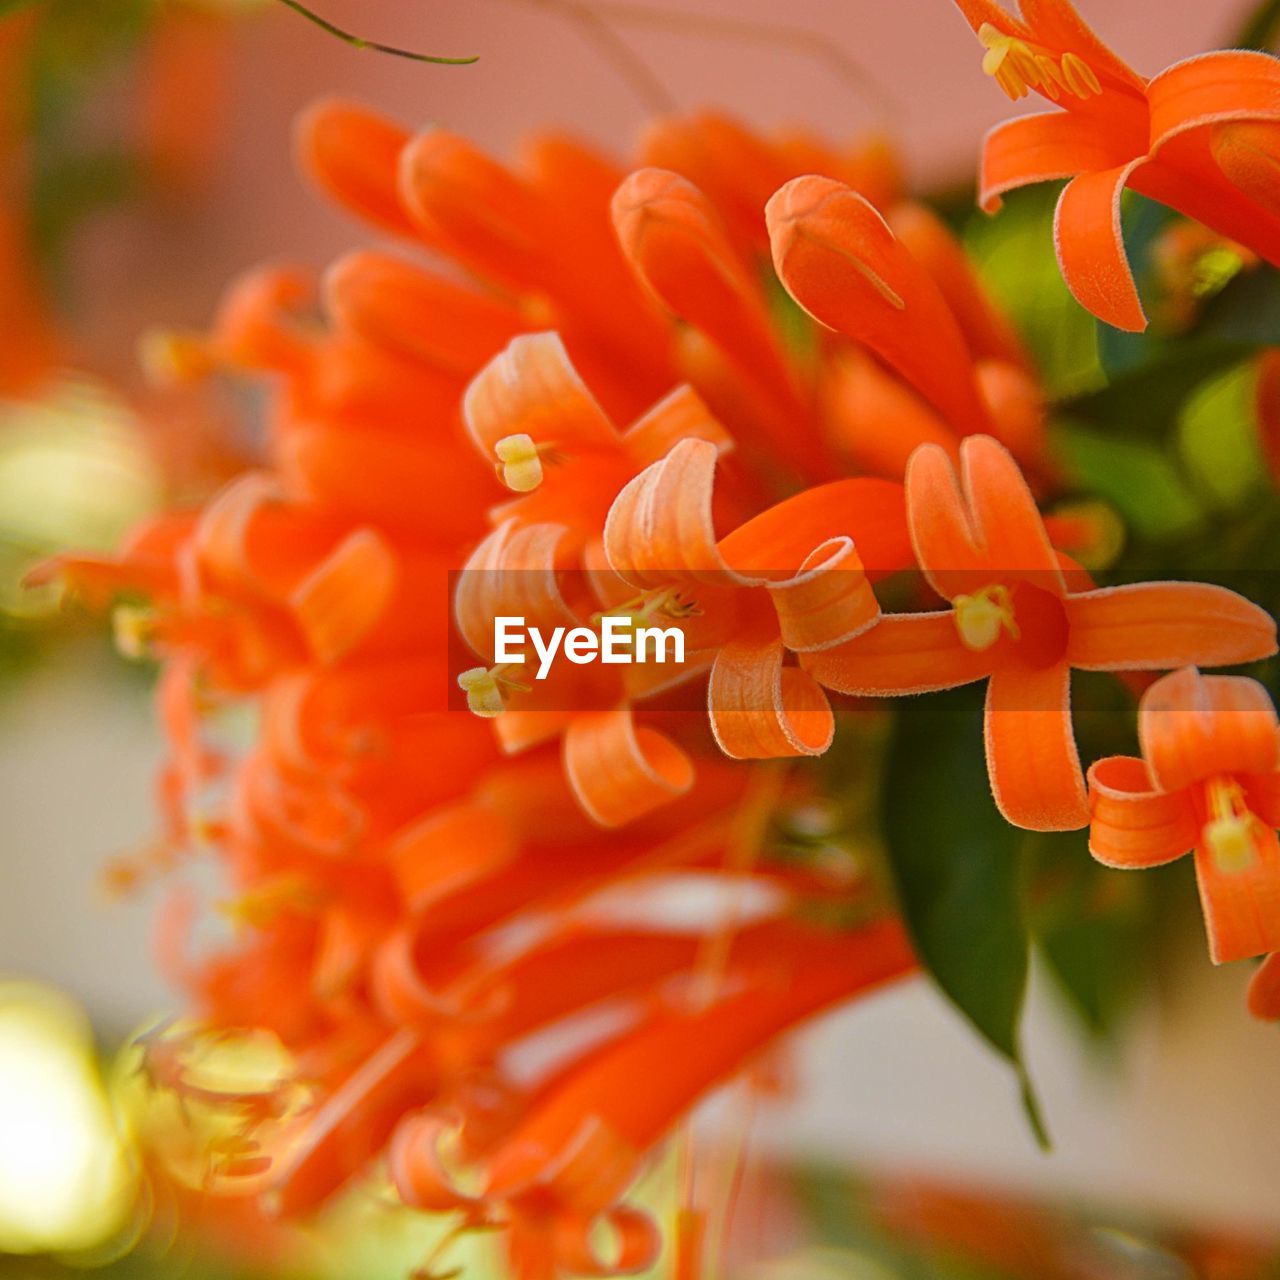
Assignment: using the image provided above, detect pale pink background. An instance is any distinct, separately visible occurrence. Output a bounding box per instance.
[85,0,1249,369]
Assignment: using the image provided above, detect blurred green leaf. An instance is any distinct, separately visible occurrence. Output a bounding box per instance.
[1054,425,1207,542]
[1234,0,1280,48]
[1029,831,1148,1042]
[1178,361,1268,511]
[963,186,1102,399]
[881,686,1048,1147]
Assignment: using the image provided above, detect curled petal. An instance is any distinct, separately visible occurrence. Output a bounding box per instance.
[985,661,1089,831]
[604,438,733,588]
[907,435,1063,599]
[709,638,835,759]
[547,1205,661,1277]
[563,710,695,827]
[767,176,993,436]
[389,1112,489,1214]
[768,539,880,653]
[1087,755,1198,868]
[1139,667,1280,794]
[1054,161,1148,332]
[803,611,992,696]
[464,332,619,461]
[455,520,578,660]
[290,529,397,664]
[1066,582,1277,671]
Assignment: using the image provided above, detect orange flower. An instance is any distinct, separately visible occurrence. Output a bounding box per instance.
[1088,666,1280,964]
[952,0,1280,330]
[800,435,1276,831]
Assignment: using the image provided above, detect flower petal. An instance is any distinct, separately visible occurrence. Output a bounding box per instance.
[1017,0,1146,94]
[802,611,992,696]
[563,710,695,827]
[1066,581,1278,671]
[326,250,526,377]
[1194,823,1280,964]
[464,331,620,462]
[1054,161,1149,332]
[708,638,834,759]
[295,99,416,238]
[1138,667,1280,794]
[1247,951,1280,1020]
[907,435,1064,600]
[290,528,398,664]
[766,176,994,437]
[604,437,733,588]
[768,538,881,653]
[620,384,734,467]
[978,111,1139,212]
[985,661,1089,830]
[889,200,1033,368]
[1148,51,1280,151]
[1086,755,1197,868]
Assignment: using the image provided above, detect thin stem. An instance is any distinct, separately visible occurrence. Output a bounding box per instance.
[572,0,898,120]
[274,0,478,65]
[488,0,676,112]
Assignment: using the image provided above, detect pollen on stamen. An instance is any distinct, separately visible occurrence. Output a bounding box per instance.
[494,433,544,492]
[113,604,157,660]
[1204,778,1260,873]
[953,584,1019,652]
[976,23,1100,102]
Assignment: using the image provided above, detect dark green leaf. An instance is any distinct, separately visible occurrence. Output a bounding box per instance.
[1233,0,1280,49]
[881,685,1049,1147]
[1053,424,1207,542]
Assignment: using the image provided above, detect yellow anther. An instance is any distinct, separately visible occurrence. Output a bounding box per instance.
[592,586,700,634]
[977,23,1100,102]
[953,584,1020,652]
[494,433,544,493]
[457,664,529,718]
[139,328,215,387]
[218,875,319,930]
[1204,778,1260,873]
[113,604,157,660]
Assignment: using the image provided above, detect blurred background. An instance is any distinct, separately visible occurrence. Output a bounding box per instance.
[5,1,1280,1276]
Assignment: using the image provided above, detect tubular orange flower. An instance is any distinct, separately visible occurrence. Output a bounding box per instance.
[800,435,1276,831]
[1087,666,1280,964]
[951,0,1280,330]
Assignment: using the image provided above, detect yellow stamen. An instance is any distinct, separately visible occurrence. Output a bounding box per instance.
[218,875,321,930]
[457,663,529,718]
[493,433,545,493]
[138,328,215,387]
[953,584,1019,652]
[113,605,157,660]
[977,23,1101,102]
[1204,777,1260,873]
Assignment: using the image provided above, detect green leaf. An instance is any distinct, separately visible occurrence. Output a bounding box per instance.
[1053,424,1207,542]
[881,685,1049,1147]
[963,186,1102,399]
[1233,0,1280,48]
[1178,361,1268,511]
[1029,831,1148,1042]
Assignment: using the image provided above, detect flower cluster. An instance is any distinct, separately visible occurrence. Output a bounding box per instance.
[41,1,1280,1276]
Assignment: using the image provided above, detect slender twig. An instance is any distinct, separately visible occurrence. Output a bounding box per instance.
[585,0,900,119]
[274,0,478,65]
[491,0,675,111]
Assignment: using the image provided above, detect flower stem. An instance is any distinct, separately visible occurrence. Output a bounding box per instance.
[274,0,478,65]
